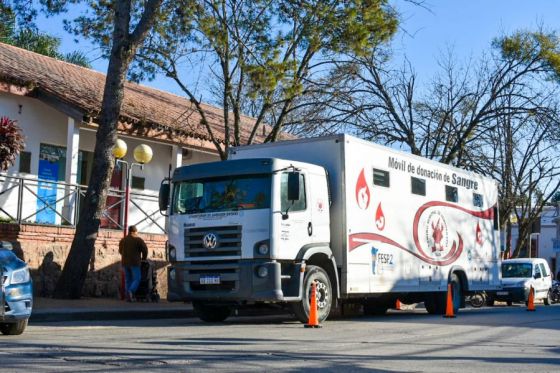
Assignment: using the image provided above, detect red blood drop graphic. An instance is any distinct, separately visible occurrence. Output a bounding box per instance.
[375,203,385,230]
[355,169,370,210]
[476,222,483,245]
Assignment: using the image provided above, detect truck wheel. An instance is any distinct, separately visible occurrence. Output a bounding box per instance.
[0,320,27,335]
[193,302,231,322]
[449,273,462,314]
[424,293,445,315]
[425,274,462,315]
[291,265,332,324]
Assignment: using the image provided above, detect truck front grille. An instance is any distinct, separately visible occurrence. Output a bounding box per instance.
[185,260,239,293]
[184,226,242,258]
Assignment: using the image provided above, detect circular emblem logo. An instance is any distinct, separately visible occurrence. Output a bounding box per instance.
[425,211,449,258]
[203,233,218,249]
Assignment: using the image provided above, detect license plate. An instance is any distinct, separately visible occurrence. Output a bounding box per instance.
[497,291,509,296]
[200,275,220,285]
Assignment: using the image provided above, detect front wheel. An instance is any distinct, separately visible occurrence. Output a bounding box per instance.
[544,290,552,306]
[193,302,231,322]
[0,320,27,335]
[291,265,333,324]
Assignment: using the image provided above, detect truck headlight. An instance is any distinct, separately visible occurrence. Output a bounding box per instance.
[254,240,270,257]
[258,243,269,256]
[11,267,30,284]
[168,245,177,262]
[256,265,269,278]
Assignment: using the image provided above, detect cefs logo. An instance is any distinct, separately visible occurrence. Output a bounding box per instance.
[425,211,449,257]
[355,169,370,210]
[202,233,218,249]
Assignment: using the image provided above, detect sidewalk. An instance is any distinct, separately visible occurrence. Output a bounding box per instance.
[30,296,195,323]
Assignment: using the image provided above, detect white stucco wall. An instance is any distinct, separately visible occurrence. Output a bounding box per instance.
[510,206,559,273]
[1,92,220,233]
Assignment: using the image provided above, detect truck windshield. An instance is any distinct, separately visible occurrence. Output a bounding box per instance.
[501,263,532,278]
[172,175,271,214]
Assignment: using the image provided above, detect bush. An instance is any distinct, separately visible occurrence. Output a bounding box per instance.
[0,116,25,171]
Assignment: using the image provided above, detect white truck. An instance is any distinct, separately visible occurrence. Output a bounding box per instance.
[159,134,501,322]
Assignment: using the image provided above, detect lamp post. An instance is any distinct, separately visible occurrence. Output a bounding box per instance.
[112,139,153,237]
[112,140,153,300]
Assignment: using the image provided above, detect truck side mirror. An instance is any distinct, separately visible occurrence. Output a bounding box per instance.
[287,172,300,201]
[534,272,542,279]
[159,179,170,214]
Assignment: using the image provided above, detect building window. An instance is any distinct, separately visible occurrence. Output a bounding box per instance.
[445,185,458,202]
[373,169,390,187]
[131,176,145,190]
[280,172,306,212]
[411,177,426,196]
[473,193,483,207]
[18,152,31,173]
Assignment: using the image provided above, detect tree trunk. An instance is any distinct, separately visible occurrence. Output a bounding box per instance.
[53,44,132,298]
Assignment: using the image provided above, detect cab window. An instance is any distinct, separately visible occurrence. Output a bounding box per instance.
[281,172,306,212]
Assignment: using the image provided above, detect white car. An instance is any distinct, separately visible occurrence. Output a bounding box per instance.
[491,258,553,306]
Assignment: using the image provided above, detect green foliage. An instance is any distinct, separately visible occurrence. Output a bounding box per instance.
[131,0,399,151]
[0,116,25,171]
[495,31,560,81]
[2,0,91,67]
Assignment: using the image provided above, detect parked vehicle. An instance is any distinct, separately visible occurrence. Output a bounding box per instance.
[488,258,553,306]
[0,241,33,335]
[159,134,502,323]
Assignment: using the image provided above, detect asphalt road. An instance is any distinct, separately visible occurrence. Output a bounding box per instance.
[2,304,559,372]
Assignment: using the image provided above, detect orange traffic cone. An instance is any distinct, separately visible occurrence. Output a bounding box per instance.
[395,299,402,310]
[527,286,536,312]
[443,283,456,318]
[304,281,322,328]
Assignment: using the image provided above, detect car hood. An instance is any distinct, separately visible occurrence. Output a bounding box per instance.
[0,249,26,271]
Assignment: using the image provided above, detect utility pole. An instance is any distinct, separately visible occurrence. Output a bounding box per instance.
[555,203,560,278]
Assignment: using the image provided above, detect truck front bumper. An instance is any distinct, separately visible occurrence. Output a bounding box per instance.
[167,260,284,303]
[1,283,33,322]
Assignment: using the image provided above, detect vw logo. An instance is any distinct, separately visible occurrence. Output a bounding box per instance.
[203,233,218,249]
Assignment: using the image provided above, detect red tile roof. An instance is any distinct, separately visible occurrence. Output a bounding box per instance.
[0,42,285,151]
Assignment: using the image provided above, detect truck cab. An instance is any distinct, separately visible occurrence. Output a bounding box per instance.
[161,158,335,322]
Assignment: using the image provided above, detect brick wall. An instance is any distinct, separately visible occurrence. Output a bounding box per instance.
[0,223,168,298]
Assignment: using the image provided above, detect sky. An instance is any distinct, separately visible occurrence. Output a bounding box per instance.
[35,0,560,97]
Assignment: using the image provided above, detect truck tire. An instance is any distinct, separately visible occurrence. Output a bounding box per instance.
[424,293,445,315]
[0,320,27,335]
[193,302,231,322]
[291,265,332,324]
[425,274,462,315]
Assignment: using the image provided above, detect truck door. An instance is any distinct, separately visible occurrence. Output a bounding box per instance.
[276,171,313,259]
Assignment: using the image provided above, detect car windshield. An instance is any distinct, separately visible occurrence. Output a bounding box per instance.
[502,263,533,278]
[172,175,271,214]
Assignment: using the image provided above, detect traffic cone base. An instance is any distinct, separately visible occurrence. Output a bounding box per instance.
[527,286,536,312]
[443,283,456,318]
[304,281,322,328]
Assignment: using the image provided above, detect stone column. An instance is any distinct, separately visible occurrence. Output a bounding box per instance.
[62,117,80,224]
[171,145,183,173]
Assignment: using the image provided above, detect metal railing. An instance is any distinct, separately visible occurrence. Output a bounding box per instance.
[0,173,165,234]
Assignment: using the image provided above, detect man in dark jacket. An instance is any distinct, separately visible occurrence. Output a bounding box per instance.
[119,225,148,301]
